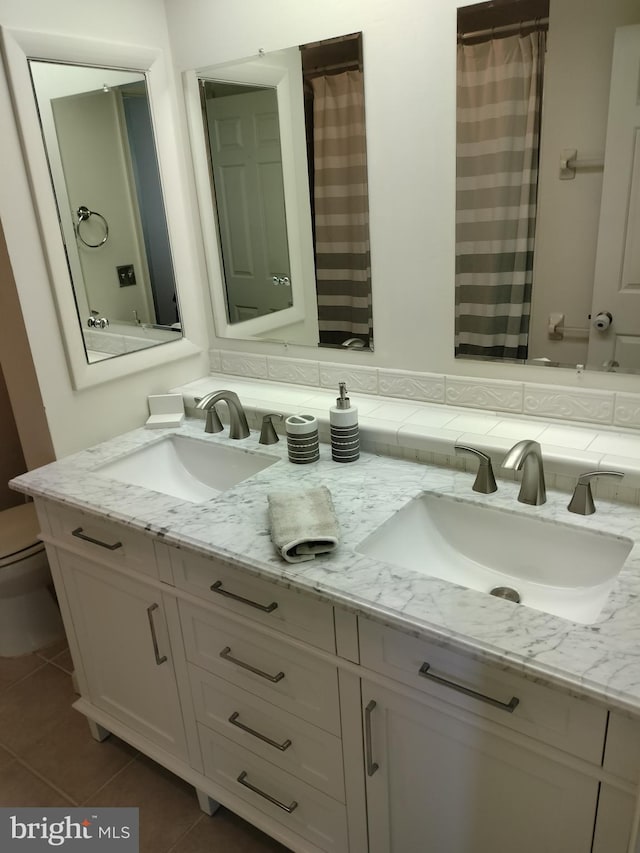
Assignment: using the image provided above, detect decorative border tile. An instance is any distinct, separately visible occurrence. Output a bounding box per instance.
[319,363,379,394]
[523,384,614,425]
[614,394,640,430]
[445,378,524,413]
[207,348,640,433]
[208,349,222,373]
[379,370,445,403]
[220,351,268,379]
[267,356,320,386]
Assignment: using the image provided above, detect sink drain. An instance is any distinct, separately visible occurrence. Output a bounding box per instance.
[490,586,521,604]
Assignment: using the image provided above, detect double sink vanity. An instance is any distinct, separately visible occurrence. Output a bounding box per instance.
[12,400,640,853]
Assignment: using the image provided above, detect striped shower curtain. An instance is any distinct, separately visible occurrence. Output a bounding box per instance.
[456,31,545,359]
[311,70,372,347]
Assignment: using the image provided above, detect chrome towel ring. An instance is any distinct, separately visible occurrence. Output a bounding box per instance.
[76,205,109,248]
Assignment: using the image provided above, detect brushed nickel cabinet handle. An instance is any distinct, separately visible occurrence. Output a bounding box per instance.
[364,699,379,776]
[72,527,122,551]
[210,580,278,613]
[229,712,292,751]
[219,646,285,683]
[147,604,167,665]
[237,771,298,813]
[418,663,519,713]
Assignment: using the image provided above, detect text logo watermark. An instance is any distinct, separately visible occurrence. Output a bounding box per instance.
[0,808,139,851]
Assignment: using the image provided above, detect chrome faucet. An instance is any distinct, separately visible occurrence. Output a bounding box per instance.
[195,390,250,439]
[502,440,546,505]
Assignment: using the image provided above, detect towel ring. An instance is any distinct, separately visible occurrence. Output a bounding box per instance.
[76,205,109,248]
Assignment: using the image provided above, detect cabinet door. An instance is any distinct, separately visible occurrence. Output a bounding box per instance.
[592,785,638,853]
[61,551,188,760]
[362,680,599,853]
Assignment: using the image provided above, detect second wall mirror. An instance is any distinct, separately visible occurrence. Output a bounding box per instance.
[185,32,374,351]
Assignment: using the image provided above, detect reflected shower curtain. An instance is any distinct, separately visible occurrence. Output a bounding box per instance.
[456,32,545,359]
[311,71,372,347]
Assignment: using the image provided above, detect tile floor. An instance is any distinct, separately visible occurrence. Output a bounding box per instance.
[0,639,289,852]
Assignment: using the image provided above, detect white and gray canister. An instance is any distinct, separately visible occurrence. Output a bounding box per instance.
[330,383,359,462]
[285,414,320,464]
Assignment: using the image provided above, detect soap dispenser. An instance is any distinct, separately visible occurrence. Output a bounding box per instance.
[330,382,359,462]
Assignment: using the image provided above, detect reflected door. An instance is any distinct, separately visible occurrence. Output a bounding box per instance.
[588,24,640,370]
[205,89,292,323]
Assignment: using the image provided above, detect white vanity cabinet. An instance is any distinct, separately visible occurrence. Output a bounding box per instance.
[39,503,189,761]
[170,548,351,853]
[361,679,599,853]
[31,496,640,853]
[358,618,632,853]
[55,551,189,759]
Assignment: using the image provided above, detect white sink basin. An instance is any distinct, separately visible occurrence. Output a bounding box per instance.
[356,492,633,624]
[97,435,277,503]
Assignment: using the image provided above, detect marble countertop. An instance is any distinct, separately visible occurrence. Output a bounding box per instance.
[12,419,640,716]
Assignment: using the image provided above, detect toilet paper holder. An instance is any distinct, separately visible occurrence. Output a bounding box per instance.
[548,313,564,339]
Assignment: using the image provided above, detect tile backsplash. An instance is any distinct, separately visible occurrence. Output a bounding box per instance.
[209,349,640,432]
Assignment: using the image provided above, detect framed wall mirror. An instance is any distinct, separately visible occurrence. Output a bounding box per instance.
[29,61,181,363]
[185,32,374,351]
[1,27,201,389]
[455,0,640,374]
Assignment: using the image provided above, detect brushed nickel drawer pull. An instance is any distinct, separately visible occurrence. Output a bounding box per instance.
[72,527,122,551]
[210,580,278,613]
[219,646,285,683]
[418,663,519,713]
[364,699,379,776]
[146,604,167,665]
[229,712,292,751]
[237,771,298,813]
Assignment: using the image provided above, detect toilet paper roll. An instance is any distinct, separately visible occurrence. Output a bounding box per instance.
[593,312,612,331]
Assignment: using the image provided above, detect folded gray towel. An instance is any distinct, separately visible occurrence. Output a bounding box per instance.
[267,485,340,563]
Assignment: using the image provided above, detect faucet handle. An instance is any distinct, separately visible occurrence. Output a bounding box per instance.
[259,413,283,445]
[194,398,224,434]
[568,470,624,515]
[455,445,497,494]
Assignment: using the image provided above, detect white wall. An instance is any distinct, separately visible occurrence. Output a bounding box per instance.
[0,0,210,459]
[165,0,640,394]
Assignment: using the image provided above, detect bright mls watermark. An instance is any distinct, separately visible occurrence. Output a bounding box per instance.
[0,808,139,851]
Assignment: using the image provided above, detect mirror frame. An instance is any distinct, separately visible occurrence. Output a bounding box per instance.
[1,27,202,389]
[183,53,318,343]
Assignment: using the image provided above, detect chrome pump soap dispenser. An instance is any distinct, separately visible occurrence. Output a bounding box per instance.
[330,382,359,462]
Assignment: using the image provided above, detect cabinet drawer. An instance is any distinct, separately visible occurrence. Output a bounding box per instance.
[170,548,335,651]
[44,502,158,578]
[189,664,344,801]
[199,726,348,853]
[180,601,341,734]
[359,618,607,763]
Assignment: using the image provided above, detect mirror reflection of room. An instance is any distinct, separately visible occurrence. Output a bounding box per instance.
[201,80,293,325]
[300,33,372,349]
[455,0,640,372]
[28,61,181,363]
[197,32,373,350]
[455,0,549,361]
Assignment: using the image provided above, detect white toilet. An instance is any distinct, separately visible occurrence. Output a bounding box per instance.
[0,502,65,657]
